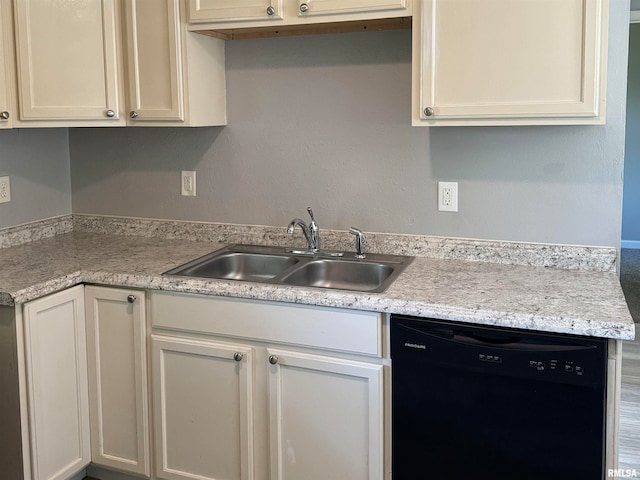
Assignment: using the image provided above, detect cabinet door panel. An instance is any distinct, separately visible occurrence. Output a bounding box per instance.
[298,0,407,17]
[0,0,13,127]
[85,286,149,477]
[152,335,255,480]
[14,0,120,121]
[268,349,383,480]
[188,0,283,23]
[23,286,90,480]
[417,0,606,123]
[125,0,184,122]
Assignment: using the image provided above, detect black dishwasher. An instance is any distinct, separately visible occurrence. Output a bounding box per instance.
[390,315,608,480]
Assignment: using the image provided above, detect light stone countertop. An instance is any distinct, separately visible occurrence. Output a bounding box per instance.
[0,231,634,340]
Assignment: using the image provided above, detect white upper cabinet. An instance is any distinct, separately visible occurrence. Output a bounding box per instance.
[296,0,407,18]
[187,0,411,29]
[413,0,609,126]
[188,0,284,23]
[13,0,124,126]
[0,0,14,128]
[124,0,226,126]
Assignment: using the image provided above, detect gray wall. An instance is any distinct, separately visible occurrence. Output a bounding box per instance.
[0,129,71,229]
[70,2,630,247]
[623,23,640,244]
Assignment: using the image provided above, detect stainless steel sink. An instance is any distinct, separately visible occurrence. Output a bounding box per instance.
[280,259,396,292]
[164,244,413,293]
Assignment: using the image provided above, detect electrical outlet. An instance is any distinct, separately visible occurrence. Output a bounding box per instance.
[438,181,458,212]
[181,171,196,197]
[0,176,11,203]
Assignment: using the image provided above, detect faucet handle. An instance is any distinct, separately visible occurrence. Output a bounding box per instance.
[349,227,366,259]
[306,207,316,222]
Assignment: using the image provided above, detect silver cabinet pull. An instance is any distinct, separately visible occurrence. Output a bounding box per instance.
[0,111,9,120]
[266,5,275,15]
[130,111,139,119]
[106,109,116,118]
[423,107,434,117]
[268,355,278,365]
[300,3,309,12]
[127,295,136,304]
[234,352,243,362]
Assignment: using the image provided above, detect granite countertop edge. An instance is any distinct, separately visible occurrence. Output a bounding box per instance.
[4,267,635,341]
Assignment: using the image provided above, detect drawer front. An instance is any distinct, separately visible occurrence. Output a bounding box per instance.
[151,292,381,357]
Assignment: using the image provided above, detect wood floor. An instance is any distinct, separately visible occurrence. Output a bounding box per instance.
[620,336,640,470]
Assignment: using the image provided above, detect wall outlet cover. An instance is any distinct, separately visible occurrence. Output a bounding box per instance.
[438,181,458,212]
[0,176,10,203]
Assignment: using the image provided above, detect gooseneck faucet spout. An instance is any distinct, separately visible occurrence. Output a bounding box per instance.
[287,207,320,252]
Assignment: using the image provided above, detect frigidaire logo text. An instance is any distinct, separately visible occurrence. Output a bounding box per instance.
[404,342,426,350]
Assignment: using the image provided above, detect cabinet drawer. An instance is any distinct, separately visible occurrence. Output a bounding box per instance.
[151,292,381,357]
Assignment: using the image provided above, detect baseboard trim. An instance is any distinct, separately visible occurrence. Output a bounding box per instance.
[621,240,640,249]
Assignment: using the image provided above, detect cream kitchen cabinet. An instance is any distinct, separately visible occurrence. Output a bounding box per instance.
[187,0,411,33]
[0,0,15,128]
[267,348,383,480]
[151,292,384,480]
[21,286,91,480]
[13,0,124,126]
[123,0,226,126]
[152,335,255,480]
[412,0,609,126]
[85,286,150,477]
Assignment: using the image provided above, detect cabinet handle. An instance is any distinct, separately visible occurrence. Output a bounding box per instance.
[127,295,137,303]
[266,5,275,15]
[105,109,116,118]
[234,352,243,362]
[423,107,434,117]
[268,355,278,365]
[0,111,9,120]
[299,3,309,13]
[130,111,139,119]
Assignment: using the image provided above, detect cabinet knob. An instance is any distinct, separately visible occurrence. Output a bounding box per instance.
[105,109,116,118]
[423,107,434,117]
[268,355,278,365]
[234,352,244,362]
[266,5,275,15]
[130,111,139,119]
[0,111,9,120]
[127,295,136,304]
[299,3,309,13]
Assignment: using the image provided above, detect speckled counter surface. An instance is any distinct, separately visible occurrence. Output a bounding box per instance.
[0,230,634,340]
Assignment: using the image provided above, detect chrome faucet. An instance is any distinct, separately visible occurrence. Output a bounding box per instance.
[287,207,320,252]
[349,227,366,259]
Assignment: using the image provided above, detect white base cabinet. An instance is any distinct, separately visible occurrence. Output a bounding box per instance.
[22,286,91,480]
[267,349,383,480]
[151,292,384,480]
[85,286,150,477]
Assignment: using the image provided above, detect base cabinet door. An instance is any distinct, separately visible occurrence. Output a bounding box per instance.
[267,349,383,480]
[22,286,91,480]
[85,286,150,477]
[152,335,255,480]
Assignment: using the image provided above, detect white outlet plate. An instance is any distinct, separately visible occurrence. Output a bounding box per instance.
[438,181,458,212]
[0,176,10,203]
[181,171,196,197]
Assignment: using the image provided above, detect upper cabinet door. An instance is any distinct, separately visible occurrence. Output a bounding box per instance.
[414,0,608,126]
[188,0,284,23]
[13,0,122,123]
[296,0,408,17]
[124,0,184,123]
[0,0,13,128]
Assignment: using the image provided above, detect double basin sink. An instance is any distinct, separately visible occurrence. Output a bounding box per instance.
[164,244,413,293]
